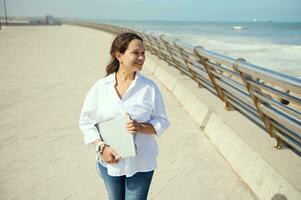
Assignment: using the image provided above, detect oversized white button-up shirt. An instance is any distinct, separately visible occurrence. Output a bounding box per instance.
[79,72,169,177]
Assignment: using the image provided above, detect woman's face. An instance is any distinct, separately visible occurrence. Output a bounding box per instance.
[118,39,145,72]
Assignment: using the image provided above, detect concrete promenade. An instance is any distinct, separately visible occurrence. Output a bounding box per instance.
[1,25,259,199]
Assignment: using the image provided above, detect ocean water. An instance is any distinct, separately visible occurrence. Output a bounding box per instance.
[97,20,301,77]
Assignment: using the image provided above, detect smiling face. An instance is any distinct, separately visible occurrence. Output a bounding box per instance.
[117,39,145,72]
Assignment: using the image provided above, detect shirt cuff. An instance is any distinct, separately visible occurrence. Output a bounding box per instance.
[84,131,101,145]
[148,119,165,137]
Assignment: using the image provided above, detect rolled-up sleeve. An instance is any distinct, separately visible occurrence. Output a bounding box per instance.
[79,83,100,145]
[148,85,170,136]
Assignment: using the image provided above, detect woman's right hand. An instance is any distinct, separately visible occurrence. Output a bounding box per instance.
[101,146,120,164]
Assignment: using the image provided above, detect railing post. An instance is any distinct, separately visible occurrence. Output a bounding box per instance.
[195,46,233,111]
[141,31,151,52]
[159,36,183,73]
[233,58,284,149]
[174,39,203,88]
[158,34,171,63]
[150,33,163,58]
[145,32,157,55]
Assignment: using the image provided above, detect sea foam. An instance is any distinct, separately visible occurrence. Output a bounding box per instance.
[169,33,301,77]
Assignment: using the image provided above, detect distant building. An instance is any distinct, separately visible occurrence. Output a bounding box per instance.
[30,15,60,25]
[46,15,54,25]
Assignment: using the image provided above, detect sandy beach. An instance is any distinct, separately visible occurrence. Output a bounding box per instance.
[0,24,260,199]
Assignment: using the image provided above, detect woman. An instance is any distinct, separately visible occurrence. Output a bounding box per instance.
[79,32,169,200]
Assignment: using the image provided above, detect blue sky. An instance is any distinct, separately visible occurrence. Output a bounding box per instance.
[2,0,301,21]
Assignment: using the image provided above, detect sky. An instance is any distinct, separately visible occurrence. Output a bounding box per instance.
[1,0,301,22]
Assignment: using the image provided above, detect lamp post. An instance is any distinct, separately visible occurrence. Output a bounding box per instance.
[3,0,8,25]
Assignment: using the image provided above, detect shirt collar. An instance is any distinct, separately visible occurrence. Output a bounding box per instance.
[103,73,115,84]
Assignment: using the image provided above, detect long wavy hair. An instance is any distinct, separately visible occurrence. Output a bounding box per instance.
[106,32,143,76]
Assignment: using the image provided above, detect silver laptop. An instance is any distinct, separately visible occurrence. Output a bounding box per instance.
[96,116,136,158]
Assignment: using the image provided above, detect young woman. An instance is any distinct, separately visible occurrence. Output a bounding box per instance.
[79,32,169,200]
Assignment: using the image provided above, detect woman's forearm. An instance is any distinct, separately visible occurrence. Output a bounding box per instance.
[138,123,157,134]
[126,120,157,135]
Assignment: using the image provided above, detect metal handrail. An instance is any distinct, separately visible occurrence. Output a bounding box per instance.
[63,20,301,154]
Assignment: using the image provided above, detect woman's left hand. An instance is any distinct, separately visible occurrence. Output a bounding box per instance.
[126,119,142,134]
[125,113,156,135]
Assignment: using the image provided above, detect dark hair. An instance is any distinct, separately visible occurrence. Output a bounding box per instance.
[106,32,143,76]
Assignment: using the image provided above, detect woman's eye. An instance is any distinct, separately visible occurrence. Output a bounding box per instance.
[132,51,145,56]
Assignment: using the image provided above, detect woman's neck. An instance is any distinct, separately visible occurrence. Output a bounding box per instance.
[116,68,136,83]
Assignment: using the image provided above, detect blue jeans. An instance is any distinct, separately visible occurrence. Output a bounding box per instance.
[96,162,154,200]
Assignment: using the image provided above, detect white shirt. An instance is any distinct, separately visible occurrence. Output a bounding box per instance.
[79,72,169,177]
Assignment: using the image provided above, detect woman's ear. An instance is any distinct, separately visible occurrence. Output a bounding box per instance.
[115,51,122,61]
[116,51,124,65]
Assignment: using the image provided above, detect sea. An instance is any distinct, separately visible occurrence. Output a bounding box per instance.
[95,20,301,78]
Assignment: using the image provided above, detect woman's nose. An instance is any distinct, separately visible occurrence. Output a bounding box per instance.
[138,54,145,60]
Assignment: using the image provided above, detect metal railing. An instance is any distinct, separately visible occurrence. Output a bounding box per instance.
[64,20,301,154]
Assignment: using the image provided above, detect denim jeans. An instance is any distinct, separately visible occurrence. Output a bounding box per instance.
[96,162,154,200]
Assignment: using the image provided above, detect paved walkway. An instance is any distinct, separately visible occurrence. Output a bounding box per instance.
[0,25,257,200]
